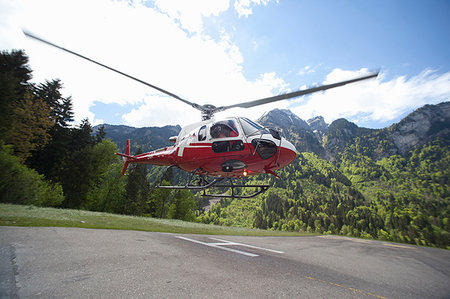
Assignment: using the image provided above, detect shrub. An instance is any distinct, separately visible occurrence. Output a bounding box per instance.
[0,144,64,206]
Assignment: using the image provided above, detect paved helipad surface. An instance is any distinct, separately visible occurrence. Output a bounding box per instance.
[1,227,449,298]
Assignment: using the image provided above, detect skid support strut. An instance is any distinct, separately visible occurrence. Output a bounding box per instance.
[155,166,270,199]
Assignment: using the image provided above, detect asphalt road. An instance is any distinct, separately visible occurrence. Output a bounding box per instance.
[1,227,449,298]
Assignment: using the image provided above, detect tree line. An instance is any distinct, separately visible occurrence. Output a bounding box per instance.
[0,50,197,220]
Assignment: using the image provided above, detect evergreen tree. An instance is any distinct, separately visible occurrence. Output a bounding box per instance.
[0,50,53,160]
[83,140,127,213]
[95,125,106,143]
[58,119,97,208]
[0,50,32,136]
[32,79,74,127]
[27,79,75,178]
[167,190,196,221]
[5,92,53,161]
[147,180,173,218]
[124,149,150,215]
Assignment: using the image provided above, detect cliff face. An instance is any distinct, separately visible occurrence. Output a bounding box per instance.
[389,102,450,155]
[307,116,328,134]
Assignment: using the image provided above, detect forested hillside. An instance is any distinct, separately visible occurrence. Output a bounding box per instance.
[198,106,449,248]
[1,49,448,248]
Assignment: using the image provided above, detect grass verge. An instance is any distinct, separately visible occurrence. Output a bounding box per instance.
[0,203,313,236]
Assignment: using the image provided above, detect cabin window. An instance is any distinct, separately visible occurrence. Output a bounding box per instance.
[210,120,239,139]
[198,125,206,141]
[251,139,277,160]
[212,140,244,153]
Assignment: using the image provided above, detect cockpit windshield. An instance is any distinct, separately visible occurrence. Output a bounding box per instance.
[239,118,269,136]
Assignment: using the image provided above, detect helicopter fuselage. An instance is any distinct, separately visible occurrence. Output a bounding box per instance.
[118,117,297,178]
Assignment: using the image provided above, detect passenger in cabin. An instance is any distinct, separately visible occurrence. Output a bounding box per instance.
[211,124,227,138]
[210,120,239,139]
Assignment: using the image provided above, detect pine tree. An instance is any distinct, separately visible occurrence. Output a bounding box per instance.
[5,92,53,161]
[0,51,59,162]
[124,149,150,215]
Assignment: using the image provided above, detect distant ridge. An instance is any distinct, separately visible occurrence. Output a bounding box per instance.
[95,101,449,160]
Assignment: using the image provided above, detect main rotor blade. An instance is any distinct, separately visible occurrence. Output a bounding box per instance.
[216,72,378,112]
[23,30,202,110]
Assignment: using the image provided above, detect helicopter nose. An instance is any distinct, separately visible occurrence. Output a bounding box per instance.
[278,138,297,167]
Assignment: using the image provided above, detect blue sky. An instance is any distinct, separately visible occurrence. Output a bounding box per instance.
[1,0,449,128]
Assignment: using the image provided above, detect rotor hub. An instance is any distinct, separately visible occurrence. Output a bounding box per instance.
[201,104,217,120]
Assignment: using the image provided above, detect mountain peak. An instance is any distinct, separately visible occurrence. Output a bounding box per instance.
[257,108,310,130]
[307,116,328,133]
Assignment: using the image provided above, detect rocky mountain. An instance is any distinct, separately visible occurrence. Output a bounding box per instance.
[257,109,327,158]
[258,109,310,131]
[307,116,328,134]
[257,102,450,161]
[388,102,450,155]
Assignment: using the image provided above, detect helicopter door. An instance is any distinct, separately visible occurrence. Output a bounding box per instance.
[188,125,210,162]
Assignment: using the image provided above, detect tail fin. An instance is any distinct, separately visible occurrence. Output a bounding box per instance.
[125,139,130,156]
[116,139,131,175]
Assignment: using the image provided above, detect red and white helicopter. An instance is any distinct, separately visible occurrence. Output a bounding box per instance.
[25,31,378,198]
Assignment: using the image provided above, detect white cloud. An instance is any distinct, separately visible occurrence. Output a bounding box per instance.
[234,0,276,18]
[153,0,229,33]
[290,68,450,126]
[1,0,291,127]
[298,65,316,76]
[122,70,290,127]
[122,95,200,127]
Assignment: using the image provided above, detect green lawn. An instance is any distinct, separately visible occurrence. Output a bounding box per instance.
[0,203,313,236]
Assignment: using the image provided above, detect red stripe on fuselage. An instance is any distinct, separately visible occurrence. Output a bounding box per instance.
[177,142,296,177]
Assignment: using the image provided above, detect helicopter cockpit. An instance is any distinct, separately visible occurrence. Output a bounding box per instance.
[239,117,280,160]
[202,117,279,159]
[208,118,272,139]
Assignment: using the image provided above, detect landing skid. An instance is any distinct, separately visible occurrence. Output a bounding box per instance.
[155,165,270,199]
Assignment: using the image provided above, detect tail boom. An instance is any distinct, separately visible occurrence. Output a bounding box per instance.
[115,139,177,175]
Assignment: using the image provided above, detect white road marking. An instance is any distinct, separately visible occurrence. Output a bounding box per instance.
[319,235,416,249]
[176,236,259,257]
[382,243,416,249]
[208,237,284,254]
